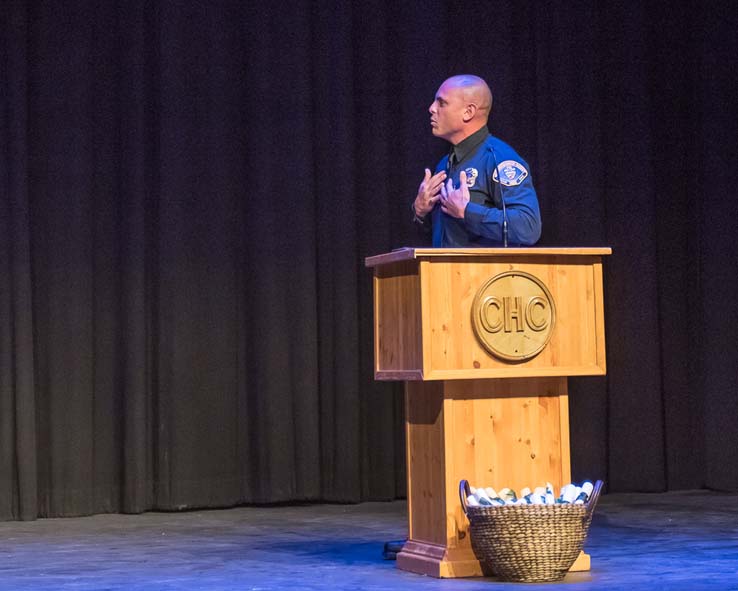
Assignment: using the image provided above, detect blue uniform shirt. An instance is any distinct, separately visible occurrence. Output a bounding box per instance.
[420,127,542,247]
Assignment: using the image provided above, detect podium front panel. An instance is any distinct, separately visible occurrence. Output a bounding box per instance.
[369,249,609,381]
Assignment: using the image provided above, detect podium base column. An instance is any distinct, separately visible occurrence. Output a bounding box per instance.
[400,377,592,579]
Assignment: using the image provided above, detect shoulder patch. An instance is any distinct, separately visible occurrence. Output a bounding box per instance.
[493,160,529,186]
[464,167,478,188]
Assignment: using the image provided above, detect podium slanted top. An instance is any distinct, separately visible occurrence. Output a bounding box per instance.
[365,247,612,268]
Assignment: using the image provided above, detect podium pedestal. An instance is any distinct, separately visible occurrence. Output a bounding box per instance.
[399,377,573,577]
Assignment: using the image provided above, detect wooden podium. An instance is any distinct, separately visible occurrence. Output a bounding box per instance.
[365,247,610,578]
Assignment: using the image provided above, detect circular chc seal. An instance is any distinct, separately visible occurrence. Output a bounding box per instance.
[471,271,556,361]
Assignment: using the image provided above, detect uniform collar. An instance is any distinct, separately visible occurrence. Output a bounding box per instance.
[450,126,489,165]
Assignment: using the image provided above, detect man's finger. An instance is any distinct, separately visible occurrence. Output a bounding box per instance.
[459,170,470,197]
[429,172,447,192]
[429,178,445,193]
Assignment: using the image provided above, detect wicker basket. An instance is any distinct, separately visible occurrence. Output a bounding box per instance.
[459,479,603,583]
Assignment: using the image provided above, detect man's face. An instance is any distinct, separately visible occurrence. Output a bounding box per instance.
[428,81,467,142]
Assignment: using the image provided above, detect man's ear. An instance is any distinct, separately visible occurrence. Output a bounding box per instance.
[462,103,478,122]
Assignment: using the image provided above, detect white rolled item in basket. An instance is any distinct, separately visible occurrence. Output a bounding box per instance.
[465,481,596,506]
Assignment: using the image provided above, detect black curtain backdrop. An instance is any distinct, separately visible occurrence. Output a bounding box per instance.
[1,1,736,520]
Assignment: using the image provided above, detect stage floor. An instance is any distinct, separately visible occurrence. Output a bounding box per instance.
[1,490,736,590]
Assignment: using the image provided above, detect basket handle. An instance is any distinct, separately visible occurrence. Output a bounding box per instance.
[459,479,471,516]
[584,479,604,522]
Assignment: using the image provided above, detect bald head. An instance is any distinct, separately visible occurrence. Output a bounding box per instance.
[443,75,493,119]
[428,74,493,144]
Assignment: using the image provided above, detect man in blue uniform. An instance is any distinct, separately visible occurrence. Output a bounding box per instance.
[412,75,541,247]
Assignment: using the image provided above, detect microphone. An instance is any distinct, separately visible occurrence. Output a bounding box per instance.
[489,146,509,247]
